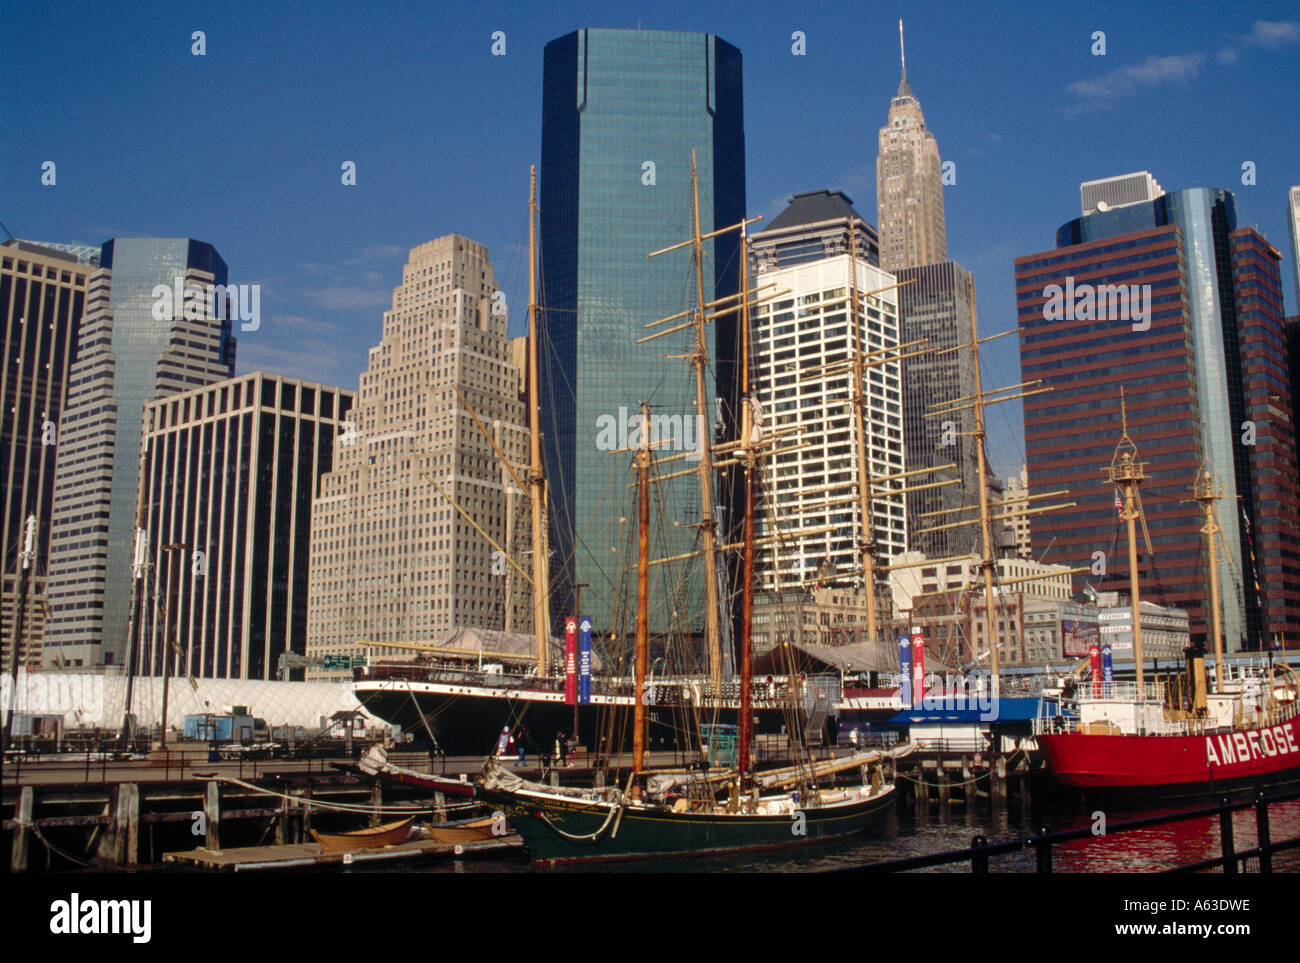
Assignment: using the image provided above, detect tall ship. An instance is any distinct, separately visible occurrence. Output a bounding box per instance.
[351,165,907,755]
[476,160,902,862]
[1034,409,1300,795]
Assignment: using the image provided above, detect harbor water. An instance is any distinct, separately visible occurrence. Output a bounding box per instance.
[381,796,1300,873]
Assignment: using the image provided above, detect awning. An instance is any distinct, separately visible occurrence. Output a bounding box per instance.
[753,639,900,676]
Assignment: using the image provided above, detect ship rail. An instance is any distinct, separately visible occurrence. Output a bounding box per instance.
[358,663,839,709]
[1069,680,1167,702]
[1033,690,1300,738]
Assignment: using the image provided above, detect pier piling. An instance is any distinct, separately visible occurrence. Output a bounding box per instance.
[11,786,33,872]
[204,781,221,850]
[117,783,140,867]
[992,755,1007,813]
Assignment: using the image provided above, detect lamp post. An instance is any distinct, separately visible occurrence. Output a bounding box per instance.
[158,543,187,750]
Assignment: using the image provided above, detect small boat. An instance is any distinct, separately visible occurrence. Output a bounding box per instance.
[310,817,414,852]
[357,744,476,797]
[424,814,507,844]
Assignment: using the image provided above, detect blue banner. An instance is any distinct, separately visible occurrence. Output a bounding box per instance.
[1101,643,1113,696]
[578,617,592,705]
[898,634,912,706]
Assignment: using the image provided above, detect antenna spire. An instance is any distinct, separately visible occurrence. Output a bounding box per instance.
[896,19,914,98]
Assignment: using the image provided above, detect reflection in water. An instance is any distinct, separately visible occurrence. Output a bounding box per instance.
[387,797,1300,874]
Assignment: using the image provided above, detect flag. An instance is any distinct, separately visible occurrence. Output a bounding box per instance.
[1114,489,1123,519]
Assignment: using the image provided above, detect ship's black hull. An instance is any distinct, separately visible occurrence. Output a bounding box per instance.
[353,682,842,756]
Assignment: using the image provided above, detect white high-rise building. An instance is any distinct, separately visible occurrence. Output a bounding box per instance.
[1080,171,1165,216]
[749,254,907,596]
[306,236,530,678]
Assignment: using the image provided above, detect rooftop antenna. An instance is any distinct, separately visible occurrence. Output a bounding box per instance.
[899,19,906,81]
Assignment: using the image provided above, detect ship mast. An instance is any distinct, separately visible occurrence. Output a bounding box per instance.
[642,150,749,690]
[738,224,755,784]
[633,403,651,788]
[846,228,882,643]
[910,282,1071,694]
[527,166,551,673]
[1194,449,1227,693]
[1104,389,1151,688]
[968,289,1000,694]
[687,152,723,690]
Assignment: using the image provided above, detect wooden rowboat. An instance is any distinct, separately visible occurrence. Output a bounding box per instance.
[310,817,414,852]
[424,815,505,844]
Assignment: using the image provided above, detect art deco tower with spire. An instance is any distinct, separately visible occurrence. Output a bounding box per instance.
[877,20,947,272]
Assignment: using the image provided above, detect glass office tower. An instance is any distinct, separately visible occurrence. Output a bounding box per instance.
[1019,185,1300,650]
[45,238,236,667]
[539,29,745,640]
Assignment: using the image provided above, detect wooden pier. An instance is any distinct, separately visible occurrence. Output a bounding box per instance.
[888,749,1042,817]
[2,755,497,871]
[163,836,519,872]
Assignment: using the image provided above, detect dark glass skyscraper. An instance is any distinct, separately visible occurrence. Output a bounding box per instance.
[539,29,745,637]
[896,262,981,558]
[1,242,94,669]
[136,373,353,680]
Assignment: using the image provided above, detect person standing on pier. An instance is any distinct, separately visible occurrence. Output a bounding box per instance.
[555,732,565,767]
[515,727,527,767]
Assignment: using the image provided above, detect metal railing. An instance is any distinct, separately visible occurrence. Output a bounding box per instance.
[832,787,1300,873]
[362,665,840,709]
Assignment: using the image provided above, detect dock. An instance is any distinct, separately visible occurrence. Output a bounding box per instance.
[164,835,520,871]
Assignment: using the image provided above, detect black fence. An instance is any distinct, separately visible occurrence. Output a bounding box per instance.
[834,788,1300,873]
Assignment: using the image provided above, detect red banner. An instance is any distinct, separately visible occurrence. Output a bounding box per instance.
[1089,644,1102,696]
[564,617,578,705]
[911,630,926,705]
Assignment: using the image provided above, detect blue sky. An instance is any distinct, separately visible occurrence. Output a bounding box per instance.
[4,0,1298,478]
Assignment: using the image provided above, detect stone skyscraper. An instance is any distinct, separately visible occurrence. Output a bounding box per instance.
[43,238,236,668]
[306,236,529,678]
[876,21,947,273]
